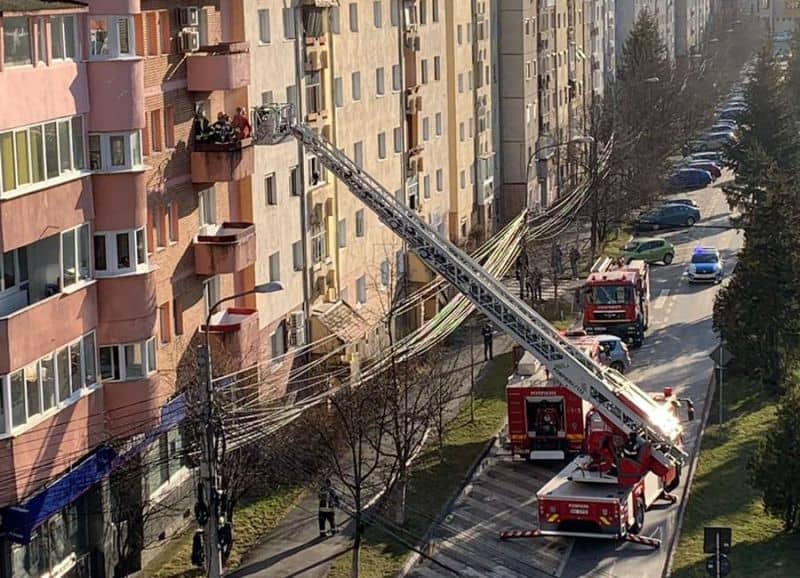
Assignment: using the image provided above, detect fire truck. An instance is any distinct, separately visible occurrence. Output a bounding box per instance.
[506,337,602,461]
[582,256,650,347]
[254,105,689,549]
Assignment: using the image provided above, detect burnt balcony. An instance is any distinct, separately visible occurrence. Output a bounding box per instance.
[191,138,254,183]
[304,44,329,71]
[194,222,257,276]
[407,147,424,177]
[201,307,260,362]
[405,87,422,115]
[187,42,251,92]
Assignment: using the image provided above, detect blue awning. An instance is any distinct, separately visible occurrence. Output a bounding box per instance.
[113,393,188,468]
[2,445,117,544]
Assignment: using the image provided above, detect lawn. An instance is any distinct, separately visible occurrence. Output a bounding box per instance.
[146,485,305,578]
[327,352,514,578]
[671,374,800,578]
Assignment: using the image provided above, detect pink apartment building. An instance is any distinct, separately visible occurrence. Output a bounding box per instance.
[0,0,260,576]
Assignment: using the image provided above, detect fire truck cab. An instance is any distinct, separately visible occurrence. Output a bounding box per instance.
[583,257,650,347]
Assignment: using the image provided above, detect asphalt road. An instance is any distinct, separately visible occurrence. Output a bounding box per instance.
[561,177,743,578]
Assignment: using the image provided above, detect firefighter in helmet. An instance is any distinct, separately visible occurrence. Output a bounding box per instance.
[622,431,642,461]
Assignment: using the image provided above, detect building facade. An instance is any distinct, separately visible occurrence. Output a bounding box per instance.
[615,0,675,63]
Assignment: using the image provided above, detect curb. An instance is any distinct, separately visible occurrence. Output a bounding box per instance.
[396,425,504,578]
[662,371,718,578]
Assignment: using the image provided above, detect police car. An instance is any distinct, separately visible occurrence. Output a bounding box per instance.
[688,246,723,283]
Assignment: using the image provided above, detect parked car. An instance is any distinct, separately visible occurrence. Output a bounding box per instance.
[719,108,746,121]
[686,160,722,178]
[710,122,738,133]
[636,203,701,230]
[687,151,725,164]
[664,198,699,208]
[687,246,724,283]
[669,168,714,190]
[621,236,676,264]
[597,335,632,373]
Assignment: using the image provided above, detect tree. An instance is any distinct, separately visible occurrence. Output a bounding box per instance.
[749,384,800,530]
[425,346,463,462]
[784,27,800,117]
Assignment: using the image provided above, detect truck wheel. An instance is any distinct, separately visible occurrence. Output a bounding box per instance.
[630,497,645,534]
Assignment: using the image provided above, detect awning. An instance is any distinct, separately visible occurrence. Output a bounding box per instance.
[1,445,117,544]
[113,393,188,468]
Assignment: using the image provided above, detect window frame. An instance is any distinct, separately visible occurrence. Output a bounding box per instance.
[265,173,278,205]
[375,66,385,96]
[60,223,91,288]
[93,227,148,276]
[349,2,359,32]
[88,131,143,172]
[98,337,157,383]
[88,15,136,60]
[268,251,281,283]
[3,16,32,67]
[258,9,271,44]
[50,15,78,61]
[355,209,365,237]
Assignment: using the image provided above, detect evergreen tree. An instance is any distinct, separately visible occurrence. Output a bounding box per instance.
[786,26,800,117]
[749,384,800,530]
[617,9,670,85]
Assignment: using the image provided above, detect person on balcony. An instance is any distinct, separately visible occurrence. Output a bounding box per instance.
[232,107,252,140]
[193,110,213,143]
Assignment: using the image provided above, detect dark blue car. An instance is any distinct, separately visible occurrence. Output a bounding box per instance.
[636,203,702,231]
[669,168,713,190]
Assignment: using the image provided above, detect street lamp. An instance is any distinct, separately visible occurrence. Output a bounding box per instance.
[197,281,284,578]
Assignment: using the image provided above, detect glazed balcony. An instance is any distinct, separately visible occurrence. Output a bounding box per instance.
[187,42,251,92]
[407,147,424,177]
[304,44,329,71]
[194,222,257,276]
[191,138,254,183]
[201,307,260,362]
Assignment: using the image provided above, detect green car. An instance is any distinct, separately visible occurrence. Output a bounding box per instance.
[621,237,675,264]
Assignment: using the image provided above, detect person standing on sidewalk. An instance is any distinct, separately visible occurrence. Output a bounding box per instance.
[318,479,340,537]
[569,245,581,280]
[516,258,526,299]
[529,265,543,303]
[482,323,494,361]
[551,243,564,278]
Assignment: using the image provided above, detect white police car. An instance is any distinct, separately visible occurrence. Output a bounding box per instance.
[688,247,723,283]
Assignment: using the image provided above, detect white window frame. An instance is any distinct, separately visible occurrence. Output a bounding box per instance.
[88,15,136,60]
[282,7,296,39]
[50,15,78,61]
[88,131,143,172]
[436,168,443,191]
[3,16,32,67]
[307,155,327,189]
[199,187,217,228]
[60,223,92,288]
[334,77,344,108]
[258,9,271,44]
[98,337,157,383]
[93,227,148,276]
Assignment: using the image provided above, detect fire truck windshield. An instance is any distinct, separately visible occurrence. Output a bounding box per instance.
[587,285,633,305]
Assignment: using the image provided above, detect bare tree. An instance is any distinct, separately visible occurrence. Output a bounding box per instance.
[425,347,464,462]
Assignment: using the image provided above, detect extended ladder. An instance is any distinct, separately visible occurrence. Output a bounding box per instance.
[253,105,687,471]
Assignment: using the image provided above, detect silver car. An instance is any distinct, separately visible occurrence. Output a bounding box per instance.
[597,335,632,373]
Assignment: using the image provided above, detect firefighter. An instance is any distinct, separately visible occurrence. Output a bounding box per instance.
[622,432,642,461]
[318,478,340,537]
[482,323,494,361]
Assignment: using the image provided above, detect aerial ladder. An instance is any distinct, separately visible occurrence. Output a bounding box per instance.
[252,104,687,477]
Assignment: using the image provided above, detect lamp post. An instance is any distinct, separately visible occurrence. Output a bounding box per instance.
[197,281,284,578]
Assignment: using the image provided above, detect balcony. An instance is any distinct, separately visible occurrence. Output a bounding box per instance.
[407,148,424,177]
[191,138,254,183]
[477,177,495,206]
[405,46,419,90]
[201,307,260,362]
[194,222,257,276]
[187,42,251,92]
[95,273,156,345]
[304,44,329,71]
[406,87,422,115]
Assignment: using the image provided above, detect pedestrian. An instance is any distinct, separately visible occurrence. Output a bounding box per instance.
[482,323,494,361]
[569,245,581,279]
[551,243,564,277]
[530,265,543,303]
[318,478,340,537]
[515,259,525,299]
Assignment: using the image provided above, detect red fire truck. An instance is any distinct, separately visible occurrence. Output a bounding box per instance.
[582,256,650,347]
[506,337,602,461]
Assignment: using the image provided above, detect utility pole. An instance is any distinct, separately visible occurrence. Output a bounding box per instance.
[588,138,599,262]
[197,344,224,578]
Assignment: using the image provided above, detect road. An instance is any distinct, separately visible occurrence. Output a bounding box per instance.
[561,176,742,578]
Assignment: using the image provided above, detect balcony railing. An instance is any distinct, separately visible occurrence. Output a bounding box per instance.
[187,42,251,92]
[201,307,260,362]
[194,222,257,275]
[191,138,254,183]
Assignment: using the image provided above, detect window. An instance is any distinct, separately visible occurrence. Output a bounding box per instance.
[435,112,442,136]
[311,220,327,264]
[292,240,304,271]
[308,155,326,187]
[419,0,427,24]
[199,187,216,227]
[265,173,277,205]
[173,297,183,336]
[355,209,365,237]
[377,132,387,159]
[337,218,347,248]
[87,131,142,171]
[3,17,31,66]
[392,64,401,91]
[436,168,443,191]
[93,227,148,275]
[376,67,385,96]
[349,3,359,32]
[37,17,45,64]
[203,276,220,319]
[2,332,98,433]
[283,7,296,39]
[99,338,156,382]
[331,6,341,33]
[373,1,383,27]
[423,117,430,141]
[424,175,431,198]
[305,70,323,114]
[458,73,463,92]
[261,90,274,105]
[433,56,441,81]
[51,15,77,60]
[286,84,297,109]
[356,275,367,304]
[159,302,171,344]
[457,24,462,44]
[269,252,281,282]
[89,15,135,59]
[334,77,344,108]
[290,166,300,195]
[149,109,162,153]
[459,122,465,141]
[354,141,364,168]
[164,107,175,148]
[271,323,286,361]
[380,260,390,288]
[393,127,402,153]
[351,71,361,101]
[0,116,86,197]
[61,224,90,287]
[466,23,471,42]
[526,61,532,79]
[390,0,399,26]
[258,9,271,43]
[460,170,466,188]
[421,59,429,83]
[432,0,439,21]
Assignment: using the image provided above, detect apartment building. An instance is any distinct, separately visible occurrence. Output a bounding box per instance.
[675,0,711,58]
[585,0,615,96]
[0,0,264,576]
[615,0,676,63]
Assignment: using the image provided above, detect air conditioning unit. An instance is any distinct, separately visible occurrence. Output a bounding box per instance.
[288,310,307,347]
[179,29,200,53]
[177,7,200,27]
